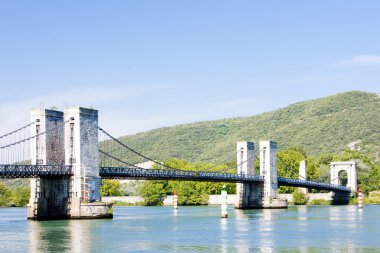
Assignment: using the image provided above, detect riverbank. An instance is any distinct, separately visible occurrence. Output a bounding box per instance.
[102,193,334,206]
[102,193,380,206]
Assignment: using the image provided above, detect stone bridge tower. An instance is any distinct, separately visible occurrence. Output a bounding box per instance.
[28,109,68,220]
[64,107,111,219]
[235,141,261,208]
[28,107,112,220]
[235,140,287,209]
[330,161,357,192]
[259,141,287,208]
[330,161,356,204]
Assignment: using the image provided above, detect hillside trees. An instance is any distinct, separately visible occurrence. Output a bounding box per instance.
[0,183,30,207]
[140,180,170,206]
[138,159,236,205]
[101,179,123,197]
[331,150,380,193]
[0,183,11,206]
[116,91,380,164]
[292,189,308,205]
[277,147,319,193]
[137,147,380,205]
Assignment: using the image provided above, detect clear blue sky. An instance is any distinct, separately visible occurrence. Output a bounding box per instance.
[0,1,379,136]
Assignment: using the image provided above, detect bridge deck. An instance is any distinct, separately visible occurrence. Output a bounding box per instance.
[99,167,350,192]
[277,177,350,192]
[0,164,72,178]
[0,165,351,192]
[99,167,264,183]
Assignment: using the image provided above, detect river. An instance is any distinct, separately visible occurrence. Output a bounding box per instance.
[0,205,379,252]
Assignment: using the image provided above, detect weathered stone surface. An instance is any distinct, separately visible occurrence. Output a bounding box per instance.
[28,107,112,220]
[260,141,287,209]
[64,107,111,219]
[235,142,263,209]
[74,202,113,219]
[28,109,69,220]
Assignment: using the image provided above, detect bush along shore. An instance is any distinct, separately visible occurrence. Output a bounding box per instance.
[0,183,30,207]
[1,146,379,207]
[130,149,380,206]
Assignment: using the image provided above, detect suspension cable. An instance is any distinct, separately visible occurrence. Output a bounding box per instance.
[202,150,237,171]
[197,145,259,173]
[0,121,37,139]
[0,119,70,149]
[99,147,254,179]
[98,127,181,171]
[276,156,341,184]
[276,156,308,180]
[99,149,145,169]
[99,127,259,174]
[208,155,255,173]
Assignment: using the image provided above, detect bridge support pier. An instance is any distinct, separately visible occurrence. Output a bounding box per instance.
[235,141,287,209]
[64,107,112,219]
[28,109,70,220]
[28,107,112,220]
[260,141,287,209]
[331,191,351,205]
[235,142,262,209]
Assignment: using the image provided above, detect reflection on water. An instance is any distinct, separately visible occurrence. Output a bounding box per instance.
[29,220,88,253]
[219,218,228,253]
[70,220,91,253]
[258,209,274,253]
[173,208,178,217]
[1,205,380,252]
[233,205,250,250]
[29,220,70,252]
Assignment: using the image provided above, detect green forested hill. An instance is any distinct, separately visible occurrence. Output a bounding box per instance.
[2,91,379,196]
[118,91,380,164]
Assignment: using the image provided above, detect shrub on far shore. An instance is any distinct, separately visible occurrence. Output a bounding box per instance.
[110,201,144,206]
[292,189,308,205]
[309,199,330,205]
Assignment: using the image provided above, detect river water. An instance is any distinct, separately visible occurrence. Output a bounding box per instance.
[0,205,379,252]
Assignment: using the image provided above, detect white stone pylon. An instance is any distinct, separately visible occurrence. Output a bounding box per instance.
[299,160,308,194]
[235,141,255,209]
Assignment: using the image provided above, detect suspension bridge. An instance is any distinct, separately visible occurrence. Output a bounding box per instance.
[0,107,354,220]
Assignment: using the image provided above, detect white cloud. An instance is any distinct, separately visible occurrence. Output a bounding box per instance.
[335,55,380,66]
[0,84,173,136]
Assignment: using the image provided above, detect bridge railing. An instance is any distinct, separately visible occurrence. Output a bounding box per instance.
[0,164,352,192]
[0,164,72,178]
[277,177,351,192]
[99,167,264,183]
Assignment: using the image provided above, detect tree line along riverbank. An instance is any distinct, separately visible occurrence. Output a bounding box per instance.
[1,148,380,207]
[101,148,380,206]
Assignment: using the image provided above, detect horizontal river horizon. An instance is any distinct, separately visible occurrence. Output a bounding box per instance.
[0,205,379,252]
